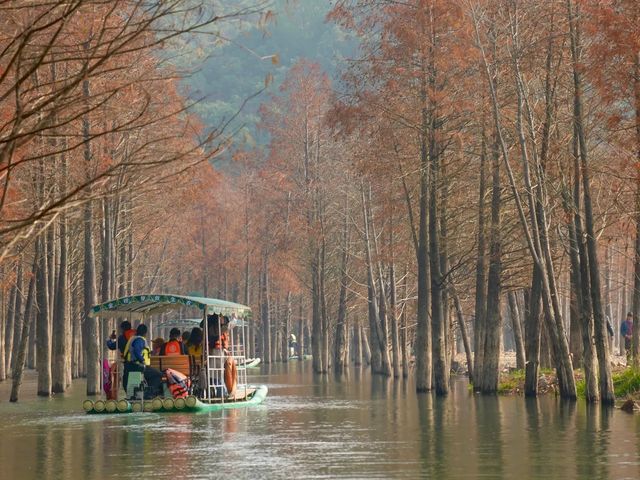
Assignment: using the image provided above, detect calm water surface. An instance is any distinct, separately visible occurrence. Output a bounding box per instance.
[1,363,640,479]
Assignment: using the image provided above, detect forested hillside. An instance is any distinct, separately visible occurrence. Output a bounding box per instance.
[184,0,353,147]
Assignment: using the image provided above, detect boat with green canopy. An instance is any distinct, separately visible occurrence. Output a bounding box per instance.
[83,294,267,414]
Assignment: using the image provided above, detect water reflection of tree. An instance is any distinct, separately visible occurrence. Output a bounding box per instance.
[575,404,611,479]
[473,396,504,478]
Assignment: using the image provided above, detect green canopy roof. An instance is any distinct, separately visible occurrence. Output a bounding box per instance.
[89,294,251,320]
[156,317,250,329]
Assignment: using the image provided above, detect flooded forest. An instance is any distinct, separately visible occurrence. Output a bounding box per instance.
[1,0,640,415]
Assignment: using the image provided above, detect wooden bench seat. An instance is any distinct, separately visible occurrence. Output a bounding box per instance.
[149,355,191,375]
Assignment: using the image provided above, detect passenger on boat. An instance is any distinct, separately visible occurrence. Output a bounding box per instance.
[106,320,137,356]
[181,330,191,344]
[161,328,187,356]
[186,327,203,357]
[123,324,163,398]
[151,337,165,356]
[204,314,229,355]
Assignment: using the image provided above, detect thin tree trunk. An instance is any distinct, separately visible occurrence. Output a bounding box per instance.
[481,133,502,394]
[416,74,432,390]
[402,265,410,378]
[508,291,526,370]
[10,257,37,402]
[52,157,69,392]
[261,253,271,365]
[334,195,350,372]
[36,232,51,397]
[453,288,473,383]
[9,262,23,373]
[568,0,613,404]
[4,268,17,373]
[82,73,100,396]
[473,114,488,391]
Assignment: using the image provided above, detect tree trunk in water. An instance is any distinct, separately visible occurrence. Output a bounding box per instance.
[361,324,371,366]
[390,263,400,379]
[480,137,502,394]
[282,292,291,363]
[635,162,640,371]
[473,124,488,391]
[52,198,69,393]
[429,123,448,395]
[261,254,271,365]
[567,0,613,404]
[508,291,526,370]
[10,258,36,402]
[453,289,473,383]
[7,263,22,373]
[4,269,17,374]
[334,201,350,372]
[320,240,330,373]
[632,48,640,369]
[311,245,323,372]
[82,73,100,395]
[0,266,4,381]
[362,185,382,374]
[566,140,599,402]
[353,319,362,366]
[525,270,542,396]
[36,233,51,397]
[401,267,410,378]
[569,276,584,366]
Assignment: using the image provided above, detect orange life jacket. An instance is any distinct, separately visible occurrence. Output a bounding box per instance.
[169,382,188,398]
[164,339,182,356]
[124,329,136,341]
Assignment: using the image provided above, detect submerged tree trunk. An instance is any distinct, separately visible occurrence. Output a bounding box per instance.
[480,135,502,394]
[453,289,473,383]
[261,254,271,365]
[10,258,37,402]
[82,75,100,396]
[416,80,432,391]
[473,116,488,391]
[52,157,70,393]
[334,196,350,372]
[508,291,525,370]
[36,232,51,397]
[7,262,22,373]
[568,0,613,404]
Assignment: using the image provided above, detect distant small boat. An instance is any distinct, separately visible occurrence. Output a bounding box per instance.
[240,357,261,368]
[289,354,312,360]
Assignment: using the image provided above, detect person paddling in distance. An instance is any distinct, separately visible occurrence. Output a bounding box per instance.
[161,328,187,356]
[122,324,163,398]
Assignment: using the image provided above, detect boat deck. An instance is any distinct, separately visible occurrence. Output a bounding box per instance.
[200,386,256,404]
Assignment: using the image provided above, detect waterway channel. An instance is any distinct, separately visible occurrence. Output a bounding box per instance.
[1,362,640,479]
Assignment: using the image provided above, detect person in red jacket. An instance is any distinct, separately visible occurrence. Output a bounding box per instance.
[161,328,187,356]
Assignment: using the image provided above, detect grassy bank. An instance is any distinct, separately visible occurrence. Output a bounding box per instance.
[498,367,640,400]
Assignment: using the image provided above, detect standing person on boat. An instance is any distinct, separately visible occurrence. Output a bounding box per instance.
[107,320,136,356]
[210,317,230,355]
[161,328,187,355]
[123,324,163,398]
[202,314,228,352]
